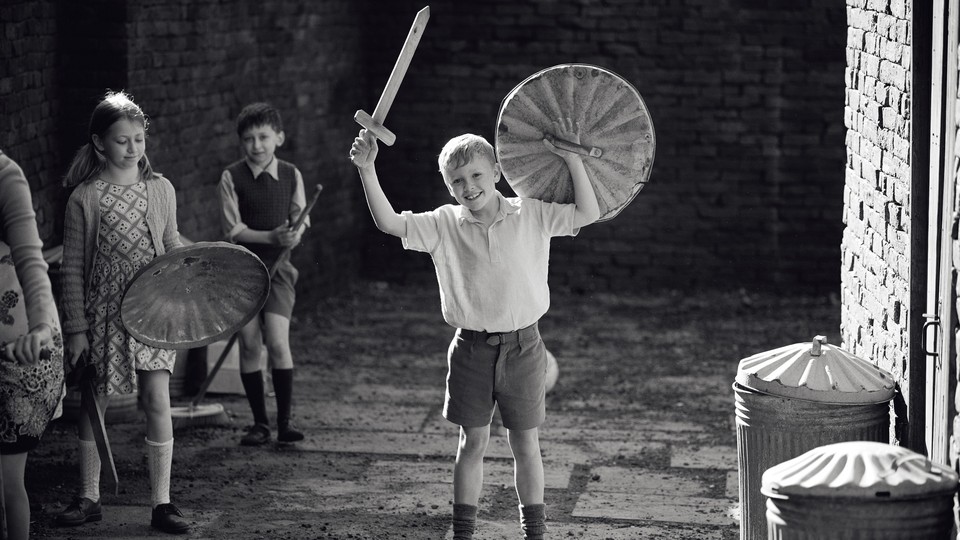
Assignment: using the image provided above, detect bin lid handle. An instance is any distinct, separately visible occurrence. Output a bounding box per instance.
[810,335,827,357]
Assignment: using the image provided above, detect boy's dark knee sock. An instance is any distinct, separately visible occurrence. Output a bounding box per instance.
[519,503,546,540]
[272,368,294,428]
[452,503,477,540]
[240,370,269,426]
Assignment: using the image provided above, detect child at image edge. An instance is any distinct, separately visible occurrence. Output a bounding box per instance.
[217,102,309,446]
[57,91,189,534]
[349,120,600,540]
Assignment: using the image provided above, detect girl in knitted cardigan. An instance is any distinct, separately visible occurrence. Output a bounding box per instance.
[56,91,189,534]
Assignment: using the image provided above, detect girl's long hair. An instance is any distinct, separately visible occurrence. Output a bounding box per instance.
[63,91,160,188]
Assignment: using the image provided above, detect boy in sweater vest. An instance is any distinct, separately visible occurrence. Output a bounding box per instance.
[217,102,309,446]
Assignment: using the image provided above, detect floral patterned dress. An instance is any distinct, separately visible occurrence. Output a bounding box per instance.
[0,243,64,453]
[85,180,175,396]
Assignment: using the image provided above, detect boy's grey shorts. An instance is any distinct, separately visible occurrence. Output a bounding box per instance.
[262,258,298,319]
[443,322,546,431]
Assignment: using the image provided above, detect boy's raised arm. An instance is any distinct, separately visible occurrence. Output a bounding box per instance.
[350,130,405,237]
[544,118,601,227]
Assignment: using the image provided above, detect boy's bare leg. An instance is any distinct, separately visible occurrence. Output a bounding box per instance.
[507,427,543,504]
[452,425,489,539]
[262,313,292,369]
[508,427,546,539]
[454,425,490,504]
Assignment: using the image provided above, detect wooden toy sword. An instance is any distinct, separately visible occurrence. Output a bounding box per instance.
[354,6,430,146]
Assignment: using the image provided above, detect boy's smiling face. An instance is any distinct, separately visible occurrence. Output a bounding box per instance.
[240,124,284,167]
[443,154,501,217]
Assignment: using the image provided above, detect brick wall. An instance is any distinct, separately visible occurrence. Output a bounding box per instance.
[840,0,911,443]
[1,0,847,296]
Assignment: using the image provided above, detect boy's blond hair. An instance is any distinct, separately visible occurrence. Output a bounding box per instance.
[438,134,496,173]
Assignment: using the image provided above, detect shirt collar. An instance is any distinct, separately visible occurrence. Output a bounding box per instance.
[457,191,520,225]
[245,156,279,181]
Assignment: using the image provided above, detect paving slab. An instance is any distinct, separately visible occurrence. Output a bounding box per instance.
[370,459,574,490]
[726,470,739,499]
[572,492,738,526]
[267,478,452,515]
[585,466,712,496]
[294,430,457,457]
[342,383,445,404]
[305,400,436,432]
[545,411,708,434]
[585,438,669,461]
[670,445,738,470]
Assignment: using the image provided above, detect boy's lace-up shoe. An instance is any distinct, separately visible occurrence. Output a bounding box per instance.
[240,422,271,446]
[277,422,304,443]
[151,503,190,534]
[56,496,102,526]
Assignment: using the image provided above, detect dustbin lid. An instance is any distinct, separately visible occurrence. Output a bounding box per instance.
[120,242,270,349]
[736,335,895,403]
[762,441,959,499]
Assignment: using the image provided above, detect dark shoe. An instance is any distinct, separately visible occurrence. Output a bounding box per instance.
[240,423,271,446]
[151,503,190,534]
[56,496,102,526]
[277,422,304,443]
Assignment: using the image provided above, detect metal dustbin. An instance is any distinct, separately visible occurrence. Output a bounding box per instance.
[734,336,895,540]
[762,441,958,539]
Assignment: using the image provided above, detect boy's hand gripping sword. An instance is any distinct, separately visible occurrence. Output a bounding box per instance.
[354,6,430,146]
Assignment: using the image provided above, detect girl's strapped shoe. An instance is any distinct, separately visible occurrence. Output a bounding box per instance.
[56,497,102,526]
[151,503,190,534]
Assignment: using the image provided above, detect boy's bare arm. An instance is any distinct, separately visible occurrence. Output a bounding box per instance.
[544,118,601,227]
[350,130,405,237]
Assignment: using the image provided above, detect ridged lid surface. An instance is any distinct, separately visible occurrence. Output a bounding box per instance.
[762,441,959,499]
[736,336,895,403]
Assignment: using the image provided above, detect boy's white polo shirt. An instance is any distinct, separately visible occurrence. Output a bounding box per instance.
[402,192,578,333]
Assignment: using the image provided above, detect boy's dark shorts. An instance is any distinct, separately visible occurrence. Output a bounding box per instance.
[263,258,298,319]
[443,322,546,431]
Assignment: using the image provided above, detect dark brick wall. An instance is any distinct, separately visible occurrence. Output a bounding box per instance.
[360,0,847,294]
[120,0,365,298]
[2,0,847,297]
[0,0,65,243]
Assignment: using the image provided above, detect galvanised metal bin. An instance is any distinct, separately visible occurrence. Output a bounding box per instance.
[734,336,895,540]
[762,441,958,539]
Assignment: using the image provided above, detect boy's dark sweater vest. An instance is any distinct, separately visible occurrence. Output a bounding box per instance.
[227,159,296,266]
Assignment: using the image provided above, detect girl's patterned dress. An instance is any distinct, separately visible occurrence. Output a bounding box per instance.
[0,242,64,452]
[86,179,175,396]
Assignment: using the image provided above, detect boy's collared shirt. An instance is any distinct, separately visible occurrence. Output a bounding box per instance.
[217,156,310,241]
[402,191,578,333]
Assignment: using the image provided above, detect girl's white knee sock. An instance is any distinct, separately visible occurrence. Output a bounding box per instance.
[145,438,173,507]
[78,438,101,502]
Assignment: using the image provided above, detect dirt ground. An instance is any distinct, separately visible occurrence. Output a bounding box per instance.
[23,279,840,539]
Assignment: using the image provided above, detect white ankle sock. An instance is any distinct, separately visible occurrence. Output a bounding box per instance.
[78,438,101,502]
[145,438,173,507]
